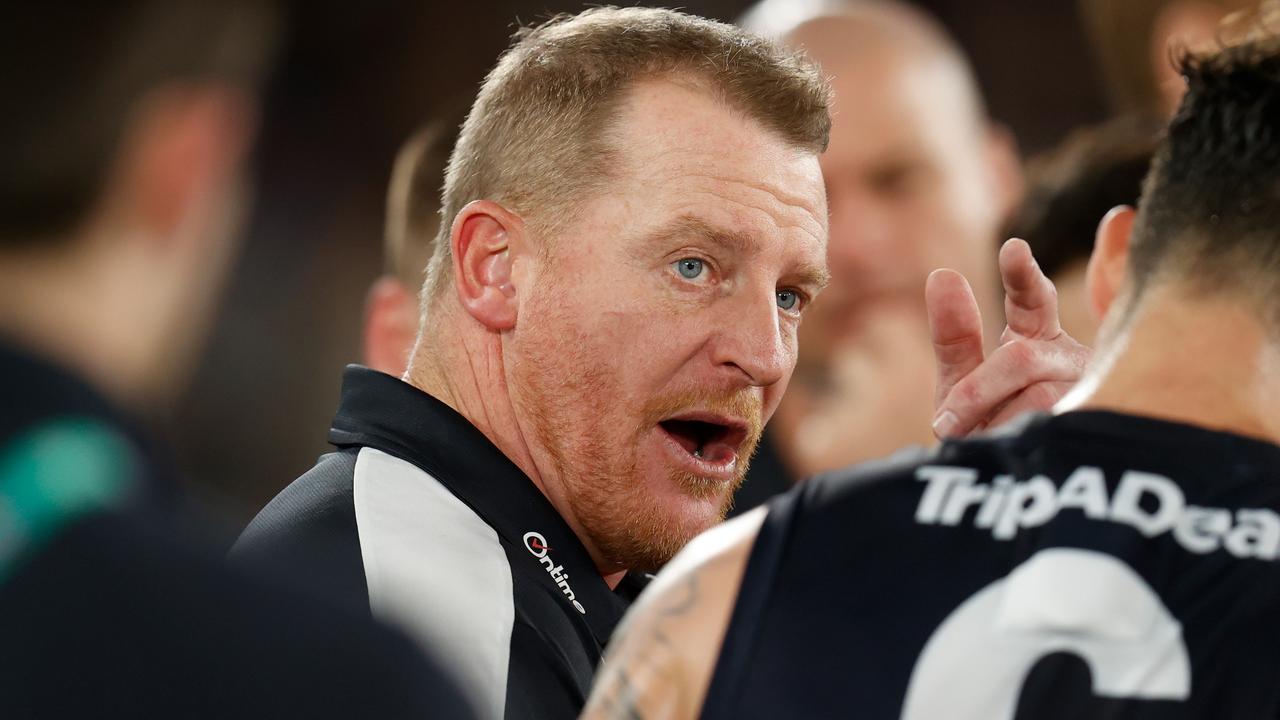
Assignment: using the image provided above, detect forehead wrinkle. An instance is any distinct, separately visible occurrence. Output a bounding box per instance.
[631,144,825,230]
[700,172,820,218]
[681,188,826,246]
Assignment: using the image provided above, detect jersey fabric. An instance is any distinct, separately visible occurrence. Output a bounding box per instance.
[0,340,475,719]
[703,411,1280,719]
[233,366,649,720]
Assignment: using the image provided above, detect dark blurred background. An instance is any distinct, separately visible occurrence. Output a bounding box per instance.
[171,0,1110,525]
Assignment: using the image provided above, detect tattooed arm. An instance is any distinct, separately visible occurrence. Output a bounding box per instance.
[582,508,768,720]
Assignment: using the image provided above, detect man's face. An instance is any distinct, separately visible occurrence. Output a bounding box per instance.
[798,37,1003,359]
[506,79,828,572]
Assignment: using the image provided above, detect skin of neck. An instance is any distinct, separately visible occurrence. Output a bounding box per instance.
[0,226,171,413]
[1059,282,1280,446]
[406,301,630,588]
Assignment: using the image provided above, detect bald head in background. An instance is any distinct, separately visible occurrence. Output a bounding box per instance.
[738,0,1021,481]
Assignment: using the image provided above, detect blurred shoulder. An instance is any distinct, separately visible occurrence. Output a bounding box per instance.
[583,509,766,720]
[1,504,475,719]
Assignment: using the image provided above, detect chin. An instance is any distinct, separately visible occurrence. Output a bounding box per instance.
[640,474,737,560]
[574,471,735,573]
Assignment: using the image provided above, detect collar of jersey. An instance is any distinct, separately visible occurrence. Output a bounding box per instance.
[960,409,1280,474]
[328,364,630,643]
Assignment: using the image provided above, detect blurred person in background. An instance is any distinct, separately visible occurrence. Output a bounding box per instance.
[586,32,1280,720]
[730,0,1024,511]
[234,6,1078,718]
[1081,0,1254,116]
[1010,115,1161,345]
[364,115,463,376]
[0,3,472,717]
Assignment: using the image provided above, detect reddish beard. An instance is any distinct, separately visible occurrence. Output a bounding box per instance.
[526,377,764,573]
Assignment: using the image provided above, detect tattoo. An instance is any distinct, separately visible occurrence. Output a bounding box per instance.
[595,667,646,720]
[650,572,699,647]
[589,566,709,719]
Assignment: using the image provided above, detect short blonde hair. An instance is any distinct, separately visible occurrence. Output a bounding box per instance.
[421,5,831,302]
[383,118,460,289]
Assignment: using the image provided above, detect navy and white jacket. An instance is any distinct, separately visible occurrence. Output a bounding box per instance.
[234,366,648,720]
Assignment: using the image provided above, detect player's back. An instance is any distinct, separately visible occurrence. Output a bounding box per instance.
[703,410,1280,719]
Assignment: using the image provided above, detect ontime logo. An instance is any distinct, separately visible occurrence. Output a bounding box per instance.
[523,531,586,614]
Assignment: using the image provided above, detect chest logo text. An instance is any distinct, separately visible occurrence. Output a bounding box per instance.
[524,531,587,614]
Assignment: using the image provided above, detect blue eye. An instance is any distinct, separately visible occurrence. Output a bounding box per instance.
[674,258,704,279]
[777,289,800,311]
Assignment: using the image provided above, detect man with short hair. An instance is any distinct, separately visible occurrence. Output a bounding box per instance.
[238,11,829,716]
[0,3,472,717]
[236,6,1083,718]
[584,34,1280,720]
[731,0,1027,505]
[363,117,462,376]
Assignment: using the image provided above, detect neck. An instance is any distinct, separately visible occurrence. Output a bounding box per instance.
[0,240,158,412]
[407,308,628,587]
[1059,286,1280,446]
[408,308,541,482]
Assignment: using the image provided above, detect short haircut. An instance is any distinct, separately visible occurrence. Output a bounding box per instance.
[383,115,463,289]
[1129,35,1280,309]
[0,1,276,246]
[1011,115,1161,278]
[421,6,831,302]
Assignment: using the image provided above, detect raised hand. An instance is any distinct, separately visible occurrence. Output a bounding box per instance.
[927,239,1092,439]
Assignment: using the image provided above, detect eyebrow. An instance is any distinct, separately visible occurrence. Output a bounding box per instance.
[793,262,831,293]
[647,213,830,291]
[648,214,755,256]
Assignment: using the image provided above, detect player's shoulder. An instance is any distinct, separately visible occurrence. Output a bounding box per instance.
[3,506,475,718]
[235,449,360,548]
[230,449,373,611]
[622,508,767,633]
[665,507,769,586]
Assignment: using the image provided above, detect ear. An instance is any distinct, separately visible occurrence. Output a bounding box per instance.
[1086,205,1135,321]
[984,123,1025,224]
[450,199,522,331]
[119,86,255,246]
[362,275,420,377]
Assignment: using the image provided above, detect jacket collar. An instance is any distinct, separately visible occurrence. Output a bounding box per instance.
[328,365,636,644]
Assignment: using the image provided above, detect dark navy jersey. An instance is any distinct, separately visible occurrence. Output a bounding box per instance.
[704,411,1280,720]
[727,431,794,518]
[0,340,475,719]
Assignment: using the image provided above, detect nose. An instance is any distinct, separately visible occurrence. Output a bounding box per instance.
[708,285,790,388]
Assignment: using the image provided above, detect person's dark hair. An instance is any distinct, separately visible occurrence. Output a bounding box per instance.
[1011,115,1161,278]
[1129,36,1280,305]
[0,1,276,246]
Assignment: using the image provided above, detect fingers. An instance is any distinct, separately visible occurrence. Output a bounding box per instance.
[999,238,1061,340]
[934,337,1087,438]
[926,269,984,410]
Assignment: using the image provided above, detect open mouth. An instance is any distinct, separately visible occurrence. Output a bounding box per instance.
[657,414,748,466]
